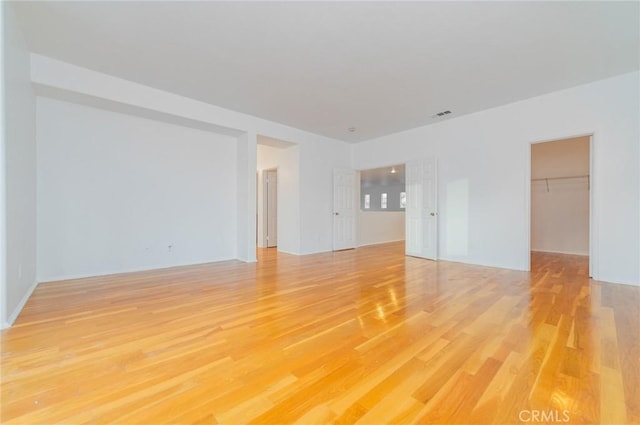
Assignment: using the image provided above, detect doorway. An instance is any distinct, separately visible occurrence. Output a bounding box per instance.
[336,160,437,259]
[530,136,591,273]
[256,136,298,255]
[356,164,407,248]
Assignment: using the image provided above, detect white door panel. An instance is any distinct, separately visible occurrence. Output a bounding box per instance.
[333,168,356,251]
[405,158,437,260]
[266,170,277,247]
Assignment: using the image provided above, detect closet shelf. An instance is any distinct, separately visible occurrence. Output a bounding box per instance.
[531,174,589,182]
[532,175,589,192]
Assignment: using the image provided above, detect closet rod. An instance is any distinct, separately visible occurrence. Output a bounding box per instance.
[532,174,590,192]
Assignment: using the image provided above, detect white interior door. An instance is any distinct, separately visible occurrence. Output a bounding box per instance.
[405,158,438,260]
[333,168,356,251]
[266,169,277,247]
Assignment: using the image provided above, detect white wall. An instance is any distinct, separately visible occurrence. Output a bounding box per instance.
[23,54,638,288]
[354,72,640,285]
[531,179,589,255]
[37,97,238,281]
[31,55,351,259]
[0,1,5,327]
[256,143,300,254]
[299,141,352,254]
[1,3,37,327]
[531,137,590,255]
[235,131,257,263]
[358,211,405,247]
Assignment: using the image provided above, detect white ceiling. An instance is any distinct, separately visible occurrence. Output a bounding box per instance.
[12,1,640,143]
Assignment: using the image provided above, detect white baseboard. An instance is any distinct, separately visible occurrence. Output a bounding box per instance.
[4,279,39,328]
[274,248,300,256]
[357,239,405,248]
[279,240,405,256]
[38,257,237,284]
[437,256,526,272]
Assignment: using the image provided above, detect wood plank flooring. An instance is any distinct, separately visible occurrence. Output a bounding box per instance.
[1,242,638,424]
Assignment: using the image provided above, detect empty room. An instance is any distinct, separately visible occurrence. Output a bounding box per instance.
[1,2,639,424]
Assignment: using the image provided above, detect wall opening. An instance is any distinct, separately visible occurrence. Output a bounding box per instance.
[530,136,591,272]
[357,164,406,247]
[256,135,298,257]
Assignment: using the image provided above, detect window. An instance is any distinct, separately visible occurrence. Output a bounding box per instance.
[400,192,406,209]
[364,194,370,209]
[381,193,387,209]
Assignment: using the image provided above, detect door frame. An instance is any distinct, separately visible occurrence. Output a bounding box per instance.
[525,133,595,277]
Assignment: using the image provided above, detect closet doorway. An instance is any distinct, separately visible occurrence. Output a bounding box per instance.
[530,136,591,274]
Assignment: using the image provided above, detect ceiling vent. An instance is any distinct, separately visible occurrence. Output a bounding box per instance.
[432,110,452,118]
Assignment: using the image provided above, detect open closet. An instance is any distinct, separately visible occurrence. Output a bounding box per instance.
[530,136,590,257]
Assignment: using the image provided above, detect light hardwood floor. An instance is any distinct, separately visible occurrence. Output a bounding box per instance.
[1,242,638,424]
